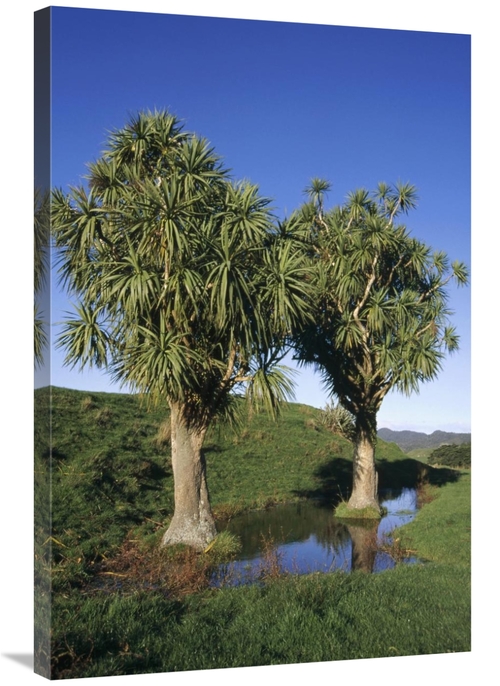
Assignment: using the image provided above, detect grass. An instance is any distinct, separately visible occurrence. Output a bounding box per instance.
[399,472,471,566]
[35,386,470,678]
[407,447,435,462]
[334,501,382,520]
[52,560,470,677]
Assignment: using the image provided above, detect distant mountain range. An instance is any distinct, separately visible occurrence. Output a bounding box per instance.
[377,428,471,454]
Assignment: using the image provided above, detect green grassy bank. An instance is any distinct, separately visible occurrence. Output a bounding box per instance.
[35,387,470,677]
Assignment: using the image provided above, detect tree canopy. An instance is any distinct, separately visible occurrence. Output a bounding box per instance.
[52,110,311,420]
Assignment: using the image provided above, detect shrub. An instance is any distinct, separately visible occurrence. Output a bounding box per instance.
[319,402,355,441]
[429,443,471,469]
[204,531,242,564]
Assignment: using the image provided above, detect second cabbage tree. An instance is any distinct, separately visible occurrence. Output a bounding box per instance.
[293,180,469,515]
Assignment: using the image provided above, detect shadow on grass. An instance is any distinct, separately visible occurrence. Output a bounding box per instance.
[293,456,461,506]
[292,457,353,505]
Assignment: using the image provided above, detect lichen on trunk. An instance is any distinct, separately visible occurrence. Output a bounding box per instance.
[161,402,217,550]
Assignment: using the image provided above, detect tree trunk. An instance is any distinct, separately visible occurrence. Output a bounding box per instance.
[161,402,217,550]
[347,413,381,513]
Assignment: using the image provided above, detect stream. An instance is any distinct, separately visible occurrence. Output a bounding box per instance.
[212,487,420,586]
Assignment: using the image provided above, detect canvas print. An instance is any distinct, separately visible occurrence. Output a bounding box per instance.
[34,6,471,680]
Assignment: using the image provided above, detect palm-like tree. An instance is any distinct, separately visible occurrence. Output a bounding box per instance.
[294,180,469,514]
[304,178,332,219]
[34,187,50,369]
[52,110,312,548]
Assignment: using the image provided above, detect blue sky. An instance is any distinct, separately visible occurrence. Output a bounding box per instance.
[45,5,471,433]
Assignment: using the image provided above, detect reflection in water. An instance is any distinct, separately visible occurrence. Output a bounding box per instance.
[347,521,378,573]
[214,488,419,586]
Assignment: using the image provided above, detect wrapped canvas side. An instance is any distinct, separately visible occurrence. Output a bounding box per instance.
[34,7,52,679]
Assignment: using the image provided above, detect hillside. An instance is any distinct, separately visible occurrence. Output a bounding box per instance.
[378,427,471,454]
[35,386,451,593]
[35,386,419,578]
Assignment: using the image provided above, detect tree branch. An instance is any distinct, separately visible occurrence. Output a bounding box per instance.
[417,272,453,304]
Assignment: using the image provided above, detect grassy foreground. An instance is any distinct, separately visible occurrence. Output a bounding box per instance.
[35,387,470,677]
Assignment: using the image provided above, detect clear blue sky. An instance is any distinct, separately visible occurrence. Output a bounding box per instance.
[46,6,471,433]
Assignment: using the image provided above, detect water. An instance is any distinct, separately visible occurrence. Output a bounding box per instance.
[213,488,420,586]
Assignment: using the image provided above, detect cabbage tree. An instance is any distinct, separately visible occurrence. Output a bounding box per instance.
[293,180,469,514]
[52,111,312,548]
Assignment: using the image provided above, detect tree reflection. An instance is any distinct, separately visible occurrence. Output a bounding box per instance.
[345,521,379,573]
